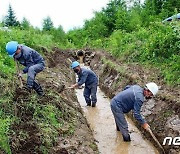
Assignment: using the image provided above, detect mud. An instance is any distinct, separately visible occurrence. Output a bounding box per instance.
[5,47,179,154]
[9,48,98,154]
[76,84,159,154]
[88,50,180,154]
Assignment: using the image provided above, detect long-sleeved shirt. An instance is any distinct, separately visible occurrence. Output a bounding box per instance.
[112,85,146,125]
[77,68,98,87]
[15,45,45,73]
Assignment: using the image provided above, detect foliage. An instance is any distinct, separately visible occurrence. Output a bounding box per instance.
[102,0,126,34]
[42,16,54,31]
[107,22,180,85]
[0,76,15,154]
[84,12,109,39]
[50,25,68,47]
[0,0,179,152]
[161,0,180,17]
[20,17,31,30]
[66,0,180,86]
[0,22,73,153]
[67,28,87,48]
[0,117,12,154]
[3,5,19,27]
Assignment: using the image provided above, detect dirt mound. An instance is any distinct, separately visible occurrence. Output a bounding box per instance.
[8,48,98,154]
[10,88,41,153]
[11,122,41,154]
[46,47,73,68]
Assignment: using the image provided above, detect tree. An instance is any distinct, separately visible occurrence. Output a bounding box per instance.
[115,6,128,31]
[4,4,19,27]
[145,0,165,15]
[102,0,126,34]
[84,12,109,39]
[51,25,67,43]
[162,0,180,17]
[42,16,54,31]
[21,17,31,29]
[67,28,87,47]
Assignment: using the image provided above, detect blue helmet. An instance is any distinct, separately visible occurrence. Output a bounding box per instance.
[6,41,18,56]
[71,61,80,69]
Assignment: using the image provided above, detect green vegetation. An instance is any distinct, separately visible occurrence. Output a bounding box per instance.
[3,5,20,27]
[0,0,179,153]
[67,0,180,85]
[0,6,75,153]
[0,26,75,152]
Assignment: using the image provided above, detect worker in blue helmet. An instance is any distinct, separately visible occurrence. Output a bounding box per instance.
[70,61,98,107]
[6,41,45,96]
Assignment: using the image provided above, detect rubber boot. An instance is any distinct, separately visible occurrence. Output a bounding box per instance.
[123,134,131,142]
[116,123,120,131]
[33,81,44,96]
[92,102,96,107]
[87,102,91,106]
[22,85,32,94]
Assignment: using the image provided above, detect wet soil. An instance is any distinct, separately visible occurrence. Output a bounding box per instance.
[76,85,159,154]
[88,50,180,154]
[7,48,179,154]
[9,48,98,154]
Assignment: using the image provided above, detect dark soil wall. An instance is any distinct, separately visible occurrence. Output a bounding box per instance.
[89,50,180,154]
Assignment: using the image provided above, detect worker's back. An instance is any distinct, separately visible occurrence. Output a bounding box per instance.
[16,45,44,66]
[112,85,144,113]
[78,68,98,86]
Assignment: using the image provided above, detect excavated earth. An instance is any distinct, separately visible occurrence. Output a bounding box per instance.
[2,47,179,154]
[84,50,179,154]
[8,48,98,154]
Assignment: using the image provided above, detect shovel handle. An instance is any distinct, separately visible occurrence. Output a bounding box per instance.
[64,87,73,90]
[15,60,23,88]
[147,128,165,154]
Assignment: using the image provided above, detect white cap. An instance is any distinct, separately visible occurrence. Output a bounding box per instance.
[145,82,159,96]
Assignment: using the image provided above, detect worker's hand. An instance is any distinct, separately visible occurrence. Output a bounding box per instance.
[18,72,23,78]
[142,123,150,130]
[70,84,77,89]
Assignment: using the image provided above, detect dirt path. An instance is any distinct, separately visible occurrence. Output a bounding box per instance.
[75,66,159,154]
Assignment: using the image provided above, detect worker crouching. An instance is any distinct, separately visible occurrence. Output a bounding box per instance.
[6,41,45,96]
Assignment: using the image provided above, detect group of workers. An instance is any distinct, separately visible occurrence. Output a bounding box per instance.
[5,41,159,142]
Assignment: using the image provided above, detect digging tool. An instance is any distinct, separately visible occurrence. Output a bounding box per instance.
[146,127,165,154]
[58,85,73,93]
[15,60,23,88]
[64,87,73,90]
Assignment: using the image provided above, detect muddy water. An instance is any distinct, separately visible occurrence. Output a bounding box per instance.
[75,67,159,154]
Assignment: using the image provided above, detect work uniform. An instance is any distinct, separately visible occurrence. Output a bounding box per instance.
[14,45,45,95]
[110,85,146,141]
[77,68,98,105]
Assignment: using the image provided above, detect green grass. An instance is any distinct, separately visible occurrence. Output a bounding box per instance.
[0,117,12,154]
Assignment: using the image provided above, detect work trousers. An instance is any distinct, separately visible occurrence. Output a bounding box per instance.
[83,83,98,104]
[110,99,129,139]
[27,63,44,88]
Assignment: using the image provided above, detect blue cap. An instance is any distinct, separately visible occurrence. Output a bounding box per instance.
[6,41,18,56]
[71,61,80,69]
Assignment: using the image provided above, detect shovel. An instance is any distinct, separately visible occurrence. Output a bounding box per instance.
[14,60,24,117]
[147,127,165,154]
[64,87,73,90]
[15,60,23,88]
[58,85,73,93]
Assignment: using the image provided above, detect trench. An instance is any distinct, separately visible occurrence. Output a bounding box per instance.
[75,65,159,154]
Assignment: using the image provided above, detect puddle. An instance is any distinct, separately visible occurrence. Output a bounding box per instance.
[75,70,159,154]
